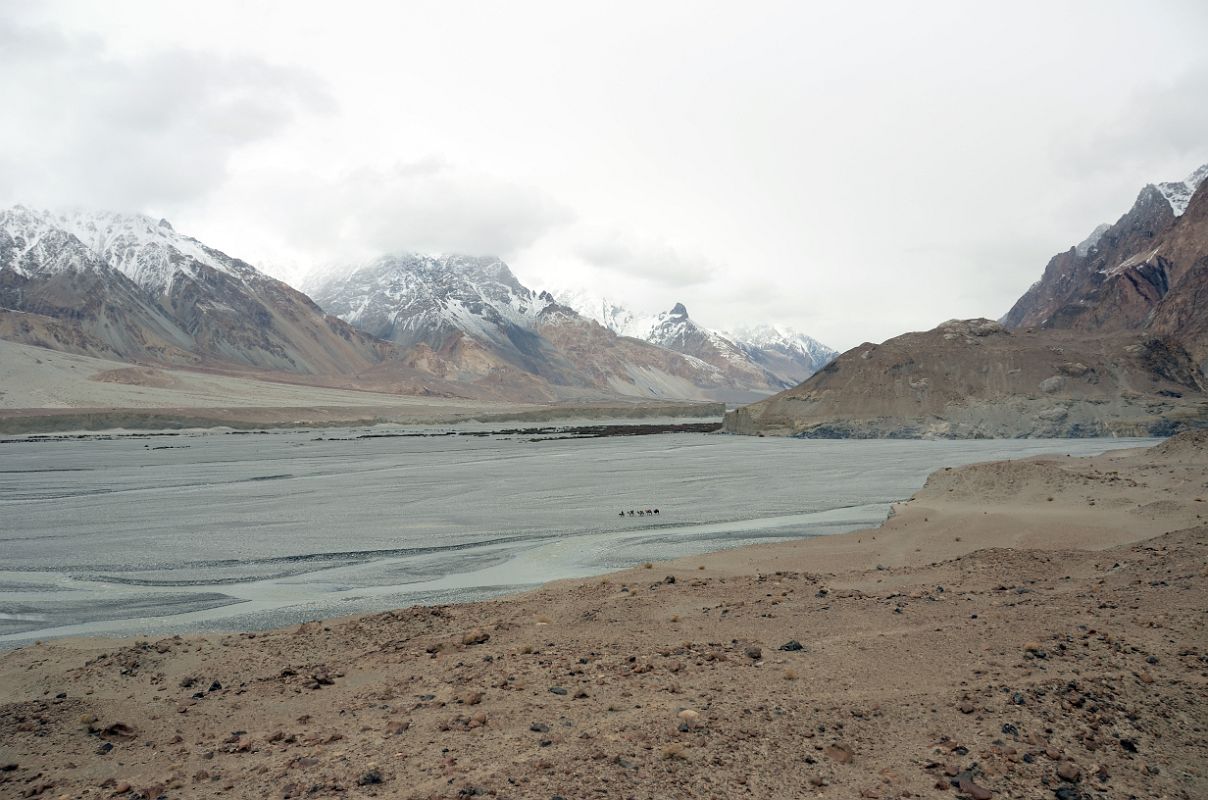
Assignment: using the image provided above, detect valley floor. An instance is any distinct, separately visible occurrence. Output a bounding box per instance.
[0,340,721,434]
[0,434,1205,799]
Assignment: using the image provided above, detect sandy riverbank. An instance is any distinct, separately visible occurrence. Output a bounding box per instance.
[1,433,1205,799]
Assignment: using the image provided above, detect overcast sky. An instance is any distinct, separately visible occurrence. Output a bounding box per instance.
[3,1,1206,350]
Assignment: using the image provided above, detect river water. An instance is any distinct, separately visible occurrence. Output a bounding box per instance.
[0,426,1154,646]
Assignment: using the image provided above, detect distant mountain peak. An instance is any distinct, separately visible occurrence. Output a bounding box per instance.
[557,288,835,388]
[1156,162,1208,217]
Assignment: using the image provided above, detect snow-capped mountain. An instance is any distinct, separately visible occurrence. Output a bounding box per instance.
[308,254,558,352]
[308,256,786,400]
[558,291,836,388]
[0,205,386,375]
[724,324,839,385]
[1156,163,1208,217]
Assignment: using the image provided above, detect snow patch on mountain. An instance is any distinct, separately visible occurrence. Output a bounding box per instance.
[1074,222,1111,257]
[554,288,659,339]
[1155,163,1208,217]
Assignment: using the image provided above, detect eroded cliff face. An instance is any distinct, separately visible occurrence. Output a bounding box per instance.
[723,320,1207,438]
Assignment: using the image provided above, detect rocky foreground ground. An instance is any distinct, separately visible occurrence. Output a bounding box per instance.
[1,433,1206,800]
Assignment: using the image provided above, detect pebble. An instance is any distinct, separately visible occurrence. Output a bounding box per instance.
[958,701,975,714]
[530,723,549,733]
[549,686,568,695]
[745,646,762,660]
[778,640,804,652]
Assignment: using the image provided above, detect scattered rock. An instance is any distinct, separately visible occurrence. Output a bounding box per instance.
[549,687,568,696]
[778,640,804,652]
[462,628,490,646]
[744,646,762,660]
[1057,762,1082,782]
[101,722,137,740]
[957,775,993,799]
[357,769,383,786]
[824,744,852,764]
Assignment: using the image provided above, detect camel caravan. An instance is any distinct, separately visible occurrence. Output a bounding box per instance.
[619,509,660,517]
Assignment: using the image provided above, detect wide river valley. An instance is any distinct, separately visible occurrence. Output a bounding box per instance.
[0,425,1155,646]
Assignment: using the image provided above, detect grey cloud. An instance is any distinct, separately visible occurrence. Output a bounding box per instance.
[573,229,715,288]
[0,15,332,210]
[225,159,573,269]
[339,162,573,258]
[1060,64,1208,178]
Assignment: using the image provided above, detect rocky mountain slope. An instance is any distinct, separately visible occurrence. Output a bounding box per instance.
[308,256,793,402]
[1003,163,1208,369]
[558,291,836,388]
[0,207,390,376]
[723,319,1206,437]
[727,165,1208,438]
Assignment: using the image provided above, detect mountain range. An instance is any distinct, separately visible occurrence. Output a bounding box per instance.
[556,291,836,389]
[0,210,834,405]
[726,163,1208,438]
